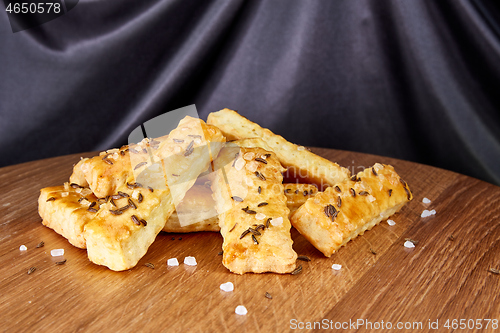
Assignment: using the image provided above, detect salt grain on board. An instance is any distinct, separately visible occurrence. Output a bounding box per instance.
[220,282,234,292]
[167,258,179,266]
[331,264,342,271]
[19,245,27,251]
[404,241,415,248]
[235,305,247,315]
[422,197,431,204]
[421,209,436,218]
[51,249,64,256]
[184,256,197,266]
[387,220,396,226]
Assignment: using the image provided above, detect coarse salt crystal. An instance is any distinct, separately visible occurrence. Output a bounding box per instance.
[194,138,202,145]
[75,187,82,193]
[331,264,342,271]
[421,209,436,218]
[422,197,431,204]
[297,146,305,151]
[368,195,376,202]
[61,192,68,198]
[167,258,179,266]
[132,190,140,200]
[220,282,234,292]
[421,210,431,218]
[255,213,266,220]
[81,188,92,196]
[184,256,197,266]
[19,245,27,251]
[243,152,255,161]
[235,305,247,315]
[80,199,91,207]
[271,217,283,226]
[174,146,182,153]
[404,241,415,248]
[245,161,258,172]
[234,158,246,171]
[387,219,396,226]
[51,249,64,257]
[244,177,254,186]
[260,154,268,160]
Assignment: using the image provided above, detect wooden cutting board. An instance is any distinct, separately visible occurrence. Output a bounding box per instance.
[1,148,499,332]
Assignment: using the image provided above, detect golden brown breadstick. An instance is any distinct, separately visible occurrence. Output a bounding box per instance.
[83,117,224,270]
[291,163,412,257]
[207,108,351,187]
[38,183,97,249]
[211,143,297,274]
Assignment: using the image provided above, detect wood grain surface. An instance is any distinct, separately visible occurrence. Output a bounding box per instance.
[0,149,499,333]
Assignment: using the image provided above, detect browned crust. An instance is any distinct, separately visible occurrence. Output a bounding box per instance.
[291,163,412,257]
[207,109,351,187]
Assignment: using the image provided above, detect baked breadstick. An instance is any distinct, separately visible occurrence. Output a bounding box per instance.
[38,183,98,249]
[212,143,297,274]
[291,163,412,257]
[83,117,224,270]
[69,135,169,198]
[207,108,350,187]
[284,183,318,217]
[83,182,174,271]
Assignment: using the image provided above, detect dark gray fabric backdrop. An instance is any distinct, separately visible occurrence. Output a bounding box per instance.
[1,0,499,185]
